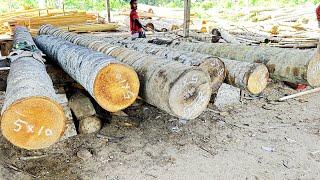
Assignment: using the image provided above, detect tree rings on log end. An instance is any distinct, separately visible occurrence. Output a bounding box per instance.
[199,57,226,93]
[306,49,320,87]
[247,64,269,94]
[1,97,65,150]
[168,70,212,119]
[93,63,140,112]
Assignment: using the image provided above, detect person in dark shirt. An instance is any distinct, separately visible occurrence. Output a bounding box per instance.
[130,0,146,38]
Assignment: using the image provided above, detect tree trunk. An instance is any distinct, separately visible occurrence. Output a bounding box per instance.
[221,58,269,94]
[39,25,212,119]
[1,26,65,150]
[34,35,140,113]
[169,40,320,86]
[101,37,268,94]
[101,37,225,93]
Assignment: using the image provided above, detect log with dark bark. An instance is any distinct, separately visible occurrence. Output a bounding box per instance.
[34,35,140,112]
[1,26,66,150]
[100,37,268,94]
[39,25,212,119]
[169,40,320,86]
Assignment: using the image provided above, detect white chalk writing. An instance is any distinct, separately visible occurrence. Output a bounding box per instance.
[13,119,53,137]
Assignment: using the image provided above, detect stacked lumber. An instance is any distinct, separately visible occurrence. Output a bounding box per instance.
[98,37,269,95]
[39,25,212,119]
[0,9,119,36]
[168,40,320,87]
[1,26,66,150]
[34,35,140,112]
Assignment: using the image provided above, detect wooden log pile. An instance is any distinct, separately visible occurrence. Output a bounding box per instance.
[1,26,66,150]
[39,25,212,119]
[34,35,140,112]
[101,37,225,93]
[168,40,320,87]
[98,37,269,94]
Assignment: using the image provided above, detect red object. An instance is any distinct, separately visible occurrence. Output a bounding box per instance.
[285,82,307,90]
[316,5,320,21]
[130,10,142,34]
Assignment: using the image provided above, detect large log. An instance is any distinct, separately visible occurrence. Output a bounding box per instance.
[101,37,225,93]
[39,25,212,119]
[34,35,140,112]
[168,40,320,86]
[1,26,65,150]
[100,37,268,94]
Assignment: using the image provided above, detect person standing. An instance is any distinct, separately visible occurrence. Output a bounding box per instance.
[130,0,146,38]
[317,4,320,28]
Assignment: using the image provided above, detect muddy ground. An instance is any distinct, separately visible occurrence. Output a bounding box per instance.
[0,82,320,180]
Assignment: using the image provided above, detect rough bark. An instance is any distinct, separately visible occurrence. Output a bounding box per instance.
[100,37,268,94]
[1,26,65,150]
[101,37,225,93]
[168,40,320,86]
[39,25,212,119]
[34,35,140,112]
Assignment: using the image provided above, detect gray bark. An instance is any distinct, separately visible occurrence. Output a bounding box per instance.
[34,35,120,106]
[96,37,268,94]
[39,25,212,119]
[100,37,225,93]
[2,26,58,114]
[168,40,320,86]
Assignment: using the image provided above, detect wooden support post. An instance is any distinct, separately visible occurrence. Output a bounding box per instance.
[183,0,191,37]
[106,0,111,23]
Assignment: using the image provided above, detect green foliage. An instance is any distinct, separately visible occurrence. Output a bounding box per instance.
[0,0,319,13]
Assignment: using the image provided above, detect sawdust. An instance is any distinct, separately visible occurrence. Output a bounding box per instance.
[0,82,320,179]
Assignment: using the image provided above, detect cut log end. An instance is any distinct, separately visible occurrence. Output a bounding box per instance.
[168,70,212,119]
[247,64,269,94]
[93,63,140,112]
[306,49,320,87]
[1,97,65,150]
[199,57,226,93]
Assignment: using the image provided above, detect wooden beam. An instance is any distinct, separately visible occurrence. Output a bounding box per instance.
[183,0,191,37]
[106,0,111,23]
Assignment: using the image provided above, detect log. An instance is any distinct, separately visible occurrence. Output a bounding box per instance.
[39,25,212,119]
[169,40,320,87]
[101,37,268,94]
[0,64,75,91]
[1,26,65,150]
[34,35,140,112]
[221,58,269,94]
[219,29,241,44]
[101,37,225,93]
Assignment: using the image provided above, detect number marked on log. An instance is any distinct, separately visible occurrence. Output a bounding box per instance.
[13,119,54,137]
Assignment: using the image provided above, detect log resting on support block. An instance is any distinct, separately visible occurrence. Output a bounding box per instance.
[221,58,269,94]
[39,25,212,119]
[168,40,320,87]
[101,37,225,93]
[34,35,140,112]
[100,37,268,94]
[1,26,65,150]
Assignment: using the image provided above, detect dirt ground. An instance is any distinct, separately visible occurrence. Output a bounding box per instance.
[0,82,320,180]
